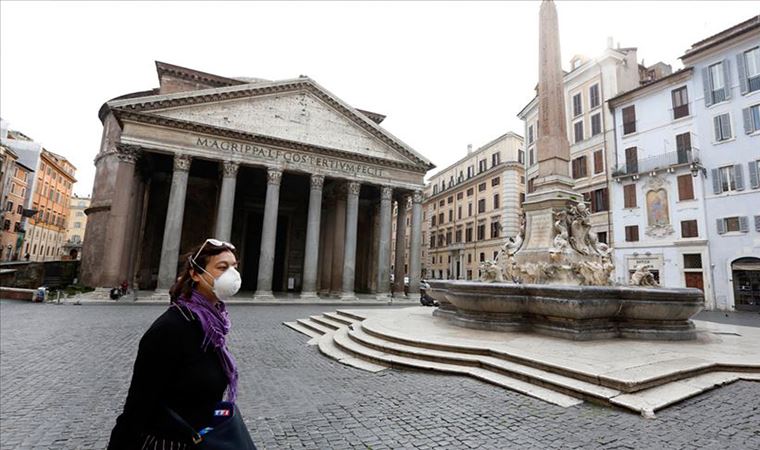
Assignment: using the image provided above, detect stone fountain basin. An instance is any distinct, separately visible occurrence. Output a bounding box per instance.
[427,280,704,340]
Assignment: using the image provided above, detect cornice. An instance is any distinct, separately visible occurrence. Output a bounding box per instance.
[608,68,694,109]
[155,61,246,88]
[425,162,524,203]
[115,110,428,174]
[109,78,434,171]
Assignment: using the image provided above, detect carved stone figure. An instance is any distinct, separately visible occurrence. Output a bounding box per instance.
[479,260,504,283]
[630,264,659,287]
[568,202,593,255]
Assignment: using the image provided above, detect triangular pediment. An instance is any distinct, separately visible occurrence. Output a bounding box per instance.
[139,88,418,166]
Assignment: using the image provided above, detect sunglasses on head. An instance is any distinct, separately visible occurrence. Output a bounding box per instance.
[191,238,236,264]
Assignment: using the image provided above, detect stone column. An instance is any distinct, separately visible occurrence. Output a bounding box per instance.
[101,145,141,288]
[376,186,393,299]
[301,174,324,299]
[156,154,192,290]
[408,190,423,294]
[340,181,361,300]
[254,168,282,299]
[393,194,408,296]
[214,161,239,242]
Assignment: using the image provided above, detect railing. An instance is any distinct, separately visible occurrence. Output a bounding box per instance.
[612,148,701,177]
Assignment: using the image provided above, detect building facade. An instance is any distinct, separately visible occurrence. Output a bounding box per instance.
[423,133,525,281]
[608,68,715,306]
[82,62,433,299]
[680,17,760,310]
[518,42,657,246]
[63,195,90,260]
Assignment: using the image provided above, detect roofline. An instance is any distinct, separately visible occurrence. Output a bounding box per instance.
[607,67,694,108]
[155,61,246,88]
[427,131,523,179]
[680,15,760,61]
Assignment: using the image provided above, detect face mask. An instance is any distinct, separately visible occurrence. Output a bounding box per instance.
[198,266,242,300]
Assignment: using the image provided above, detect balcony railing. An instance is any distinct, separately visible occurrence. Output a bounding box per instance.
[612,148,701,177]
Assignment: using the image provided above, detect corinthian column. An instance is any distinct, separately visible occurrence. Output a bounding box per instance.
[340,181,361,300]
[157,154,192,290]
[408,190,423,294]
[376,186,393,299]
[393,194,408,296]
[214,161,239,242]
[301,174,324,299]
[254,168,282,299]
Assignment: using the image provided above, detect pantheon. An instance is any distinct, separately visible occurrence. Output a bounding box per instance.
[81,62,433,299]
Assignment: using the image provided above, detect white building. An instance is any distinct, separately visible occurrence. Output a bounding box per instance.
[608,68,714,307]
[680,17,760,311]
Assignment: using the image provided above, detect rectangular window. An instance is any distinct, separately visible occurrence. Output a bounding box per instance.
[676,133,692,163]
[683,254,703,269]
[623,184,637,208]
[477,224,485,240]
[572,156,588,179]
[438,212,444,224]
[491,221,500,238]
[625,147,638,174]
[681,220,698,238]
[671,86,689,119]
[467,188,473,197]
[528,125,534,144]
[593,149,604,174]
[723,217,742,233]
[622,105,636,134]
[479,160,487,173]
[745,47,760,92]
[493,194,500,209]
[448,210,453,222]
[590,188,609,213]
[518,150,525,164]
[709,62,726,103]
[591,113,602,136]
[430,234,436,248]
[457,192,463,200]
[589,84,600,109]
[492,153,501,166]
[574,120,584,143]
[713,113,732,141]
[677,174,694,201]
[625,225,639,242]
[527,178,535,193]
[465,227,473,242]
[572,93,582,117]
[597,231,607,245]
[478,183,486,192]
[439,200,445,207]
[491,177,500,186]
[529,149,535,166]
[447,196,453,204]
[458,206,462,220]
[746,104,760,133]
[455,229,462,243]
[468,203,472,216]
[718,165,737,192]
[478,199,486,213]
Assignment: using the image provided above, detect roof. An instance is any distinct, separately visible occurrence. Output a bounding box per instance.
[607,67,693,108]
[427,131,523,180]
[680,15,760,61]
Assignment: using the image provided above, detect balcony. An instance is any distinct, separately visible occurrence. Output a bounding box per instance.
[612,148,702,179]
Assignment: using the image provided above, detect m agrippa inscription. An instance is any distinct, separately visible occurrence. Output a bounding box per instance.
[196,137,385,177]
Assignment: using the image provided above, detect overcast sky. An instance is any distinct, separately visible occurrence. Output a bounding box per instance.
[2,1,757,196]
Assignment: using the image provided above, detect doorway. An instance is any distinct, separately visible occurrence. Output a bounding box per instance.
[732,257,760,311]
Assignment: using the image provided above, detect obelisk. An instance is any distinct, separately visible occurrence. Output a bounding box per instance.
[514,0,583,263]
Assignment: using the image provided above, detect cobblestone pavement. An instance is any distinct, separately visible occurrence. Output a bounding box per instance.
[1,300,759,449]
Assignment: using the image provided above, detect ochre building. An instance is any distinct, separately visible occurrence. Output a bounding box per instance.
[82,62,433,298]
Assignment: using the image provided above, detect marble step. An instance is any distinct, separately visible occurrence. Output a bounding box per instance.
[322,311,358,326]
[347,325,620,403]
[335,309,368,321]
[331,327,582,408]
[309,315,346,330]
[283,321,322,339]
[296,318,332,335]
[317,330,387,373]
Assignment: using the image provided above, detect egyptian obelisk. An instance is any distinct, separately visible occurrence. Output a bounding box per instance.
[514,0,583,262]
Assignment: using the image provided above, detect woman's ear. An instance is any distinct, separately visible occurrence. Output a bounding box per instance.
[190,268,203,284]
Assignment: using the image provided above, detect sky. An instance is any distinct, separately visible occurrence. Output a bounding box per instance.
[1,1,758,197]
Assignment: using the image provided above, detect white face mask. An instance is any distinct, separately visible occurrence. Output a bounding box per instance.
[198,266,242,300]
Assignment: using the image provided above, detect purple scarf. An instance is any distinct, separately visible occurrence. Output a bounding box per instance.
[176,290,238,403]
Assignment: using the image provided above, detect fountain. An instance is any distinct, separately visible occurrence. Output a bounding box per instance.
[428,0,703,340]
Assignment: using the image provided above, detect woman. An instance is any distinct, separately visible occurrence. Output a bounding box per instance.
[108,239,241,449]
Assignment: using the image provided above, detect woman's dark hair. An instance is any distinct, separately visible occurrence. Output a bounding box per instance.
[169,241,238,302]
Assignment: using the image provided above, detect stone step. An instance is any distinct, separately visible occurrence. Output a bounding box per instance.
[283,321,322,339]
[296,318,331,335]
[317,329,387,373]
[331,326,582,408]
[309,315,345,330]
[348,325,620,403]
[335,309,368,321]
[322,311,357,326]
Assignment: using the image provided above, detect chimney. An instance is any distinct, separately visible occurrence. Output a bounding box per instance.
[607,36,613,49]
[467,144,473,154]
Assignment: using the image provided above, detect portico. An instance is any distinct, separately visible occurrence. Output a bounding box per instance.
[81,62,433,299]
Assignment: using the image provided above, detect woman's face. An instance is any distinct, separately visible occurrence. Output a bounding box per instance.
[191,250,238,301]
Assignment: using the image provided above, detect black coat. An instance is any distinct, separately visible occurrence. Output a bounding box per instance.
[108,305,229,449]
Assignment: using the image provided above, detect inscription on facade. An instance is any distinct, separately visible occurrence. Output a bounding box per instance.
[196,137,384,177]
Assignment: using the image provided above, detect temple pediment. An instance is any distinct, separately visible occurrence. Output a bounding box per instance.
[108,76,432,172]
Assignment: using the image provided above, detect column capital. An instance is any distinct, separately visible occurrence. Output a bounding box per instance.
[380,186,393,201]
[412,190,424,204]
[346,181,361,196]
[173,154,192,172]
[310,174,325,191]
[266,167,283,186]
[116,145,142,164]
[222,161,240,178]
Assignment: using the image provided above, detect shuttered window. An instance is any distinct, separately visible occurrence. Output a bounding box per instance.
[749,160,760,189]
[671,86,689,119]
[572,156,588,179]
[738,47,760,95]
[713,113,732,141]
[625,147,638,174]
[677,174,694,201]
[622,106,636,134]
[573,93,582,117]
[593,150,604,174]
[591,113,602,136]
[574,120,584,143]
[623,184,637,208]
[676,133,692,163]
[625,225,639,242]
[589,84,600,108]
[493,194,500,209]
[591,188,609,213]
[743,104,760,134]
[478,199,486,213]
[681,220,698,238]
